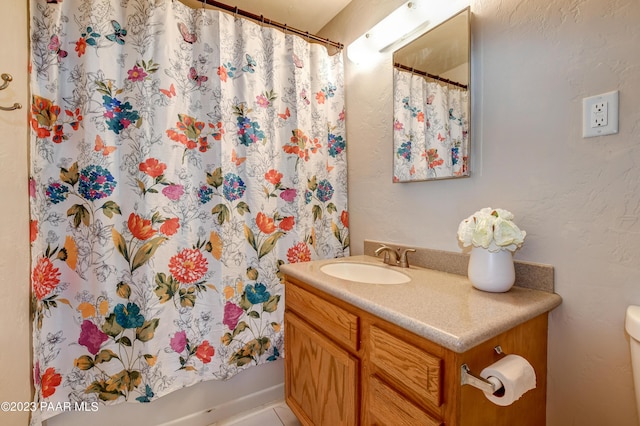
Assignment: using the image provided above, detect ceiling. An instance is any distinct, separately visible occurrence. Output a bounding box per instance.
[181,0,353,33]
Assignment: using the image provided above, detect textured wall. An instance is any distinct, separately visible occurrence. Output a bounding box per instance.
[322,0,640,424]
[0,2,31,426]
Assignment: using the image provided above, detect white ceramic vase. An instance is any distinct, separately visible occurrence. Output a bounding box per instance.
[467,246,516,292]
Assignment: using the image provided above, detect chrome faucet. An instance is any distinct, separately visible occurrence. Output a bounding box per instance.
[374,244,416,268]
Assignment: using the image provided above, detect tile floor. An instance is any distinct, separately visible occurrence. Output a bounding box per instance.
[215,400,301,426]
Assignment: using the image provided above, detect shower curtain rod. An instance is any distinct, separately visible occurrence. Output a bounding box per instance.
[394,62,468,89]
[198,0,344,50]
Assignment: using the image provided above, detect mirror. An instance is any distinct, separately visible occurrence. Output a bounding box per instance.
[392,8,470,182]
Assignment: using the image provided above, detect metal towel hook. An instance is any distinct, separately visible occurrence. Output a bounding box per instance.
[0,73,22,111]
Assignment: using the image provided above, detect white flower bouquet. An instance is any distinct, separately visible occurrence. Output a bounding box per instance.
[457,207,526,253]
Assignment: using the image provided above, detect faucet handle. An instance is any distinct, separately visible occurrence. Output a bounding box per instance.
[374,244,399,265]
[398,248,416,268]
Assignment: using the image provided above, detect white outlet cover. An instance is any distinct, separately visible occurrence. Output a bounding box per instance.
[583,90,619,138]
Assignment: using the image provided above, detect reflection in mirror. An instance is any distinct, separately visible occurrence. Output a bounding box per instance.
[393,8,470,182]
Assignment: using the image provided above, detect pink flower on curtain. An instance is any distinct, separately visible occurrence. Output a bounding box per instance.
[170,330,187,353]
[280,188,297,202]
[162,184,184,201]
[223,302,244,330]
[127,65,148,82]
[78,320,109,355]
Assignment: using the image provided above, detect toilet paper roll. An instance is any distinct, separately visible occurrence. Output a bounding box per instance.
[480,354,536,406]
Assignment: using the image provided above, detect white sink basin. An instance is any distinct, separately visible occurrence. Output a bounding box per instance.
[320,262,410,285]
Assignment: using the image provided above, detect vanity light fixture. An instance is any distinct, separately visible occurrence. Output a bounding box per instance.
[347,0,469,65]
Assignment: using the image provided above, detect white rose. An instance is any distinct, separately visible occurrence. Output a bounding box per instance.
[493,217,526,249]
[494,208,514,221]
[471,216,494,248]
[457,218,475,247]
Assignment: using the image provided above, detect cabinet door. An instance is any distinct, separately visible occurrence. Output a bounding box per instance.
[285,312,358,426]
[366,375,443,426]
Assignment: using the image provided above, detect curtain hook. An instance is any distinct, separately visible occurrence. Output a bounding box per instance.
[201,0,205,9]
[261,15,264,26]
[234,6,238,18]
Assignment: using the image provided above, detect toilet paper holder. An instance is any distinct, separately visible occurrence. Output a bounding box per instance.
[460,345,505,394]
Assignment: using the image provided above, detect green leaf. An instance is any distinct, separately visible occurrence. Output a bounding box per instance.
[136,318,159,342]
[154,273,178,303]
[327,202,337,214]
[131,236,167,271]
[95,349,119,364]
[101,201,121,218]
[212,204,229,225]
[232,321,249,338]
[307,176,317,191]
[262,295,280,313]
[236,202,250,215]
[102,313,124,337]
[206,167,223,188]
[247,310,260,318]
[85,380,122,401]
[312,205,322,222]
[60,162,79,185]
[178,287,196,308]
[244,224,257,251]
[259,231,284,259]
[112,228,129,262]
[67,204,90,228]
[116,336,132,347]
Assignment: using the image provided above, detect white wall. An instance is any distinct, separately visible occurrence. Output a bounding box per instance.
[321,0,640,424]
[0,1,31,426]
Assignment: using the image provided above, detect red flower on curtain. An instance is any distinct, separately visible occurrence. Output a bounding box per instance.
[40,367,62,398]
[195,340,214,363]
[32,257,61,300]
[139,158,167,178]
[168,248,208,284]
[287,242,311,263]
[128,213,156,240]
[256,212,276,234]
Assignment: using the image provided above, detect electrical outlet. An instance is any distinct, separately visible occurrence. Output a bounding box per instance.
[590,101,608,127]
[583,91,619,138]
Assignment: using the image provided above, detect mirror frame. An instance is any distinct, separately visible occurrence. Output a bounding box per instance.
[392,7,471,183]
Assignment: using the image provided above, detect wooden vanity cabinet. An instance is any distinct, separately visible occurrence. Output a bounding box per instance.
[284,276,549,426]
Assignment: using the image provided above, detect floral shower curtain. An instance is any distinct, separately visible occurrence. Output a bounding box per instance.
[29,0,348,422]
[393,67,468,181]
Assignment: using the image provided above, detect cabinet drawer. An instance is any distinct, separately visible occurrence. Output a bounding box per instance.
[286,281,359,351]
[369,325,442,409]
[366,375,442,426]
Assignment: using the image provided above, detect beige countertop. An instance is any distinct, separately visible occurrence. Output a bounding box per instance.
[280,255,562,353]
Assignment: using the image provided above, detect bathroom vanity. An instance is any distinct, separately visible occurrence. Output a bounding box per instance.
[281,251,561,425]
